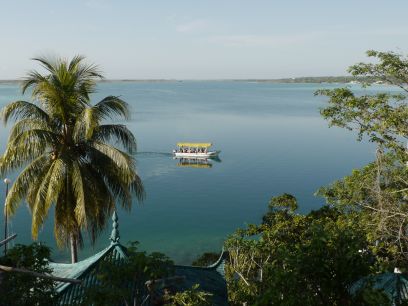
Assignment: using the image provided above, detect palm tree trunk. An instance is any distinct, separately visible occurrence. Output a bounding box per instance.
[70,234,78,263]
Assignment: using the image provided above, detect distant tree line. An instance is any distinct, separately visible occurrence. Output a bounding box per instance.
[235,75,385,84]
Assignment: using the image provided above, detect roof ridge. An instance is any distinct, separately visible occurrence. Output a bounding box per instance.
[174,250,228,272]
[207,250,228,269]
[50,244,116,292]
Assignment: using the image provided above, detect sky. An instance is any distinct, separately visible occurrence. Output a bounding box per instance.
[1,0,408,79]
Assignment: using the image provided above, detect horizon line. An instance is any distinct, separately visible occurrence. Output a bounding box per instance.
[0,75,356,83]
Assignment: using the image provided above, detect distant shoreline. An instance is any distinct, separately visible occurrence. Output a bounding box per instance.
[0,76,384,84]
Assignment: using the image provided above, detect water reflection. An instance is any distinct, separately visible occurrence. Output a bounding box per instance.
[174,156,222,168]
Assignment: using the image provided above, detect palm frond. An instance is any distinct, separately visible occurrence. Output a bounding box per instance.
[92,124,137,153]
[6,129,59,167]
[131,174,145,202]
[72,107,98,140]
[91,141,134,172]
[94,96,131,120]
[71,161,86,227]
[1,100,49,124]
[21,71,49,95]
[68,55,85,71]
[12,128,58,145]
[87,144,144,203]
[32,56,58,74]
[8,118,54,142]
[79,162,115,242]
[0,141,49,175]
[54,192,82,247]
[31,158,66,239]
[5,154,52,215]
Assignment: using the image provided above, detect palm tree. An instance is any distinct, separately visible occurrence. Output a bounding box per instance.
[0,56,144,262]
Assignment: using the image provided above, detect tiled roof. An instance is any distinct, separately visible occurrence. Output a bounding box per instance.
[50,242,128,305]
[174,251,228,306]
[49,212,228,305]
[350,272,408,304]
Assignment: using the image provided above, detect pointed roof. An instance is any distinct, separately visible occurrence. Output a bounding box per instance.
[50,212,228,305]
[109,210,120,244]
[49,243,128,294]
[49,212,128,304]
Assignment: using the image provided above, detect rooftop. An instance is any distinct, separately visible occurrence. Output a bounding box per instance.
[49,211,228,305]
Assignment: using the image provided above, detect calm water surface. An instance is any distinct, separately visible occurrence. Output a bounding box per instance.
[0,81,392,263]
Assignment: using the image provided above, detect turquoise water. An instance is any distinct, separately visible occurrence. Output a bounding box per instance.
[0,81,392,263]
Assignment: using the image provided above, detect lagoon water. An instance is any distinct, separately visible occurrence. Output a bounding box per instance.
[0,81,391,263]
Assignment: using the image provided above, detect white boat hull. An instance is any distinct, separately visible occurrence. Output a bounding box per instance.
[173,151,220,158]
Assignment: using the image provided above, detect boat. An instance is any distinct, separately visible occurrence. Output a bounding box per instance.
[173,142,220,158]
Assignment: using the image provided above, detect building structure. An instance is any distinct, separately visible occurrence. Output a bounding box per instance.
[49,212,228,305]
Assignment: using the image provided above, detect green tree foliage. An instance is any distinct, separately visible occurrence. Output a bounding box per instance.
[315,50,408,158]
[317,152,408,267]
[316,50,408,265]
[169,284,212,306]
[0,56,144,262]
[0,243,57,306]
[80,242,174,306]
[268,192,298,211]
[262,192,298,224]
[225,50,408,305]
[225,195,378,306]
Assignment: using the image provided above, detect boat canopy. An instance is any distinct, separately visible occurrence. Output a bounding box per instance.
[176,142,212,148]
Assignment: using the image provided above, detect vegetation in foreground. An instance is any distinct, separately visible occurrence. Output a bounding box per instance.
[0,244,57,306]
[0,242,213,306]
[0,49,407,305]
[224,50,408,305]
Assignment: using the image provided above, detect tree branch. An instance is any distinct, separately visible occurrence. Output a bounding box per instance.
[0,264,82,284]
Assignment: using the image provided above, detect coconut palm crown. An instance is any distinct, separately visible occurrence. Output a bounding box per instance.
[0,56,144,262]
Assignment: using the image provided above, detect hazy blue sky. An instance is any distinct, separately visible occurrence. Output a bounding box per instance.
[1,0,407,79]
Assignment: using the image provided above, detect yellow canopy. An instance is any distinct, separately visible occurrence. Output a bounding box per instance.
[176,142,212,148]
